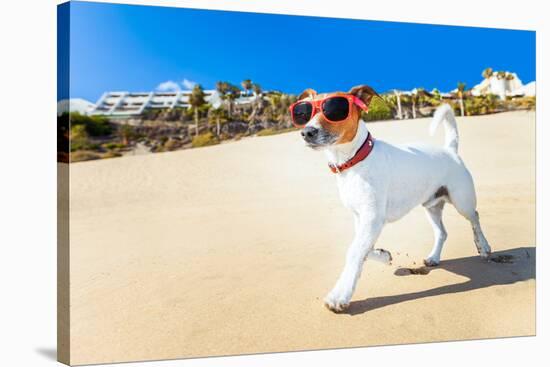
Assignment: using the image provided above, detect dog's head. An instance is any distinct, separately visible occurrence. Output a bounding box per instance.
[295,85,379,149]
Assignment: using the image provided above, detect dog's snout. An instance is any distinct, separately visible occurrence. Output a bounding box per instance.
[301,126,319,140]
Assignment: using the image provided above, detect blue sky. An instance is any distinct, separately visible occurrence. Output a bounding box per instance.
[61,1,536,102]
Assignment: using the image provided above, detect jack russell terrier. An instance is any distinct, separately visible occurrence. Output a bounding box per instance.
[289,85,492,312]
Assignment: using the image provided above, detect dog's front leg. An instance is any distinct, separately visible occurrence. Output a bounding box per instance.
[324,213,384,312]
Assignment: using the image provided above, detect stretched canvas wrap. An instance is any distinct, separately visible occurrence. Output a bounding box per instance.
[57,1,536,365]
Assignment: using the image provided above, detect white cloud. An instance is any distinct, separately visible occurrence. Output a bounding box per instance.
[156,80,181,92]
[156,78,198,92]
[182,78,197,90]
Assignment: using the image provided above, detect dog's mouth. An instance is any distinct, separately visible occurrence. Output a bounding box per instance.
[305,141,324,150]
[303,131,339,149]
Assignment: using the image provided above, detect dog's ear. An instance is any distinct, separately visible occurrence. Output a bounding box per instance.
[348,85,380,106]
[298,88,317,100]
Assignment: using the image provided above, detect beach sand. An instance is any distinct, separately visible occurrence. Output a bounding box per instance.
[66,111,536,365]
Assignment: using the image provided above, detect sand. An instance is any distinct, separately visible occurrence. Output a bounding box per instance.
[66,111,536,365]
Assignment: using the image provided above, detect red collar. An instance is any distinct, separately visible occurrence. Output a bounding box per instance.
[328,133,375,174]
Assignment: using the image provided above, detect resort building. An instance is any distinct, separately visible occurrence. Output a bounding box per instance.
[88,89,222,117]
[85,89,266,117]
[470,72,535,99]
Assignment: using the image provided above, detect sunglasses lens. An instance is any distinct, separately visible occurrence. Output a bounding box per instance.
[323,97,349,122]
[292,102,313,126]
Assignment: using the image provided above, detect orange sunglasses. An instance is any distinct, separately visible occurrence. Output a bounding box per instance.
[289,94,369,127]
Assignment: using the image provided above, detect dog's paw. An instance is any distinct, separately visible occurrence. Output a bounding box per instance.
[423,256,440,267]
[475,240,491,260]
[324,293,350,313]
[367,249,393,265]
[480,250,491,261]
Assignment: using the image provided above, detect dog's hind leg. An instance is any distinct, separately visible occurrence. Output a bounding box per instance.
[465,210,491,260]
[448,179,492,259]
[423,201,447,266]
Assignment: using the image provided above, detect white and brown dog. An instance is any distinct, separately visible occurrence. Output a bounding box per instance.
[293,85,491,312]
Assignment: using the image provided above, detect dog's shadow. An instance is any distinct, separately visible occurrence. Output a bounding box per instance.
[345,246,535,316]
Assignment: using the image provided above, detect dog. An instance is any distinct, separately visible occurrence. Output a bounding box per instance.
[290,85,492,312]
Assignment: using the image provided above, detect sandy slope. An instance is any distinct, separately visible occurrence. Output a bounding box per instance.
[67,111,535,365]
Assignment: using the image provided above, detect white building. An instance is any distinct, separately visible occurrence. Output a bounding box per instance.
[511,81,536,97]
[88,89,222,116]
[471,72,535,99]
[87,89,268,117]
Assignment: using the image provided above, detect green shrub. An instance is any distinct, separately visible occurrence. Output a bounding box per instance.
[71,150,122,162]
[509,96,536,110]
[163,138,180,151]
[118,124,137,144]
[69,112,113,136]
[463,95,498,116]
[257,127,297,137]
[71,150,102,162]
[101,151,122,159]
[103,142,126,150]
[362,97,393,121]
[256,128,278,136]
[191,132,219,148]
[70,125,90,151]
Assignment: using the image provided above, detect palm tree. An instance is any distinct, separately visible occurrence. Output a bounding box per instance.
[432,88,442,101]
[241,79,252,96]
[457,82,466,117]
[188,84,206,136]
[411,89,419,119]
[248,83,263,125]
[252,83,262,97]
[216,81,228,95]
[216,81,229,116]
[118,124,134,146]
[482,67,493,80]
[275,94,295,127]
[209,107,227,137]
[267,93,285,126]
[225,83,241,119]
[216,81,238,120]
[268,93,281,121]
[393,90,403,119]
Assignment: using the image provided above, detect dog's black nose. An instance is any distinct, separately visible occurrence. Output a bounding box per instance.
[301,126,318,140]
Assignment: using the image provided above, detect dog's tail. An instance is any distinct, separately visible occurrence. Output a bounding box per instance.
[429,104,459,154]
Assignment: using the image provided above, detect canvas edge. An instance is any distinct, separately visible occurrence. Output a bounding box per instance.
[57,1,71,365]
